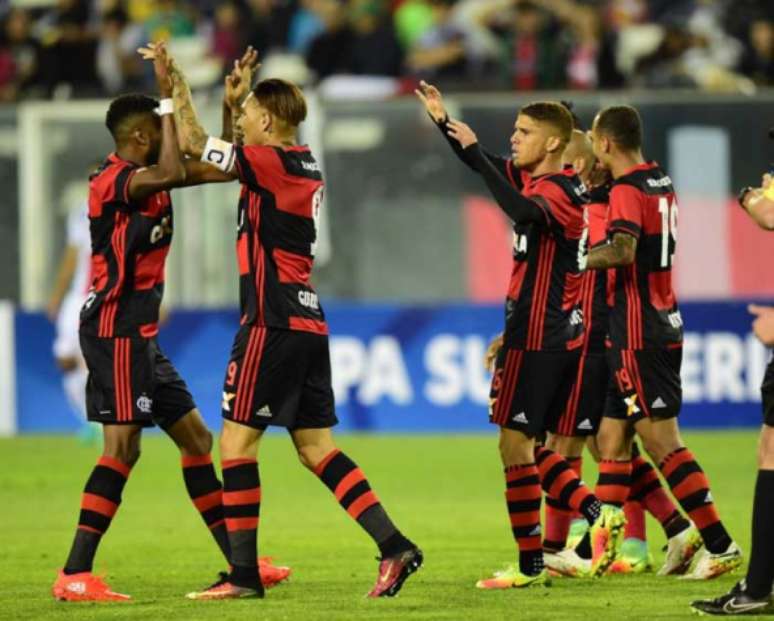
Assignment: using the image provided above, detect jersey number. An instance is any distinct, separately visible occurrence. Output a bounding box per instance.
[658,197,678,268]
[310,186,324,256]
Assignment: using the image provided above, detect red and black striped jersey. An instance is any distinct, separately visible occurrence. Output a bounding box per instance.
[580,184,611,353]
[80,153,173,339]
[505,167,588,351]
[606,162,682,350]
[233,144,327,335]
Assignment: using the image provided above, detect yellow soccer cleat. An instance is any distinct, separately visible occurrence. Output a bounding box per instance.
[606,538,654,575]
[476,565,551,590]
[590,505,626,577]
[658,524,703,576]
[544,548,591,578]
[680,542,743,580]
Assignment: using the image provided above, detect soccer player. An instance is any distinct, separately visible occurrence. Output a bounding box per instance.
[543,130,691,577]
[160,48,422,600]
[692,173,774,614]
[585,105,741,579]
[416,82,624,588]
[48,190,97,442]
[52,43,289,602]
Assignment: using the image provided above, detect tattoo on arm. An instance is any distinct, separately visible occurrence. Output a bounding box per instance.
[587,232,637,269]
[171,69,208,158]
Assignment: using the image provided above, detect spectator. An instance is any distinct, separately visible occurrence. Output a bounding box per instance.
[739,17,774,85]
[36,0,100,96]
[287,0,326,54]
[211,1,246,70]
[306,0,403,80]
[0,8,42,101]
[394,0,435,50]
[96,7,145,94]
[144,0,196,42]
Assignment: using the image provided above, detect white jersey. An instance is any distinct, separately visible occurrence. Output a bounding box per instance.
[66,203,92,298]
[53,202,91,360]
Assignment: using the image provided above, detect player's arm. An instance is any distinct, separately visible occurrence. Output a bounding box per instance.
[128,42,186,201]
[586,232,637,269]
[750,304,774,347]
[47,245,78,320]
[740,174,774,231]
[415,80,515,177]
[446,119,545,224]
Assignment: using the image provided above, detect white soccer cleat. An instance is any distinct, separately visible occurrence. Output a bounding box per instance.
[680,541,743,580]
[657,524,703,576]
[544,548,591,578]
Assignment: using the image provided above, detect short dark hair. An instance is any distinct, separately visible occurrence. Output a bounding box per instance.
[595,105,643,151]
[519,101,574,144]
[252,79,307,128]
[105,93,159,142]
[560,100,583,130]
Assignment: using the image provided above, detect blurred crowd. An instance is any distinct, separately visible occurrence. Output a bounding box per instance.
[0,0,772,102]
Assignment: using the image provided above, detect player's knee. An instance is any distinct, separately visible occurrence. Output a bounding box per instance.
[296,444,328,470]
[758,426,774,468]
[641,437,677,466]
[104,444,141,467]
[184,429,213,457]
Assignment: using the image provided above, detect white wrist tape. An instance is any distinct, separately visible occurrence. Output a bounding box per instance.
[201,136,236,172]
[156,98,174,116]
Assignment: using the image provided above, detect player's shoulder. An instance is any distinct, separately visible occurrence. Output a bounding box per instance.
[612,162,674,196]
[536,166,589,206]
[89,154,137,194]
[238,144,322,183]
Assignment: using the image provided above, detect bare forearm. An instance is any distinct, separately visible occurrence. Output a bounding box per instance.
[221,100,233,142]
[157,112,186,182]
[744,192,774,231]
[171,72,208,158]
[587,237,635,269]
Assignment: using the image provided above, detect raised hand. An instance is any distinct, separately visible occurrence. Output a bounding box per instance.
[225,46,260,109]
[446,118,478,149]
[138,41,173,96]
[414,80,447,123]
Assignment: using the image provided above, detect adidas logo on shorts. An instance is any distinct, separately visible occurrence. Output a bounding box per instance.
[513,412,528,424]
[256,405,272,418]
[577,419,593,431]
[651,396,667,409]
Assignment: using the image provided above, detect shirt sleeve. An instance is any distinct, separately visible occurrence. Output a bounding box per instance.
[234,145,284,191]
[531,179,576,230]
[608,184,644,238]
[113,163,136,206]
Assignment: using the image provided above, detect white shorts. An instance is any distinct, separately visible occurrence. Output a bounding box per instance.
[53,292,84,361]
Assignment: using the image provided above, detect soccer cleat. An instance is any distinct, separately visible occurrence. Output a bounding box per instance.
[659,524,704,576]
[681,542,743,581]
[258,557,291,588]
[52,570,131,602]
[607,538,654,575]
[476,565,551,589]
[544,548,591,578]
[690,580,773,615]
[186,572,264,600]
[367,547,423,597]
[566,518,589,550]
[590,505,626,577]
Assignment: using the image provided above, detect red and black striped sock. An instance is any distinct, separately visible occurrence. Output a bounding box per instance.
[64,456,132,574]
[505,464,544,576]
[315,450,413,558]
[595,459,632,507]
[535,447,601,525]
[630,451,689,538]
[543,498,573,552]
[660,447,731,553]
[222,458,261,588]
[182,454,229,561]
[623,500,646,540]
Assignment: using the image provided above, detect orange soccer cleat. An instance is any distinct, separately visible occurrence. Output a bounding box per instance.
[258,556,291,588]
[52,570,131,602]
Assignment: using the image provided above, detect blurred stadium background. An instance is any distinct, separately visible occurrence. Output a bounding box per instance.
[0,0,773,436]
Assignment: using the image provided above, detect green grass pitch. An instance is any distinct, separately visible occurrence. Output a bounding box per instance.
[0,431,765,620]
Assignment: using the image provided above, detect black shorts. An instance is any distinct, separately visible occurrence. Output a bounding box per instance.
[80,334,196,430]
[604,348,682,423]
[550,352,609,437]
[221,325,338,431]
[489,348,581,436]
[760,356,774,427]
